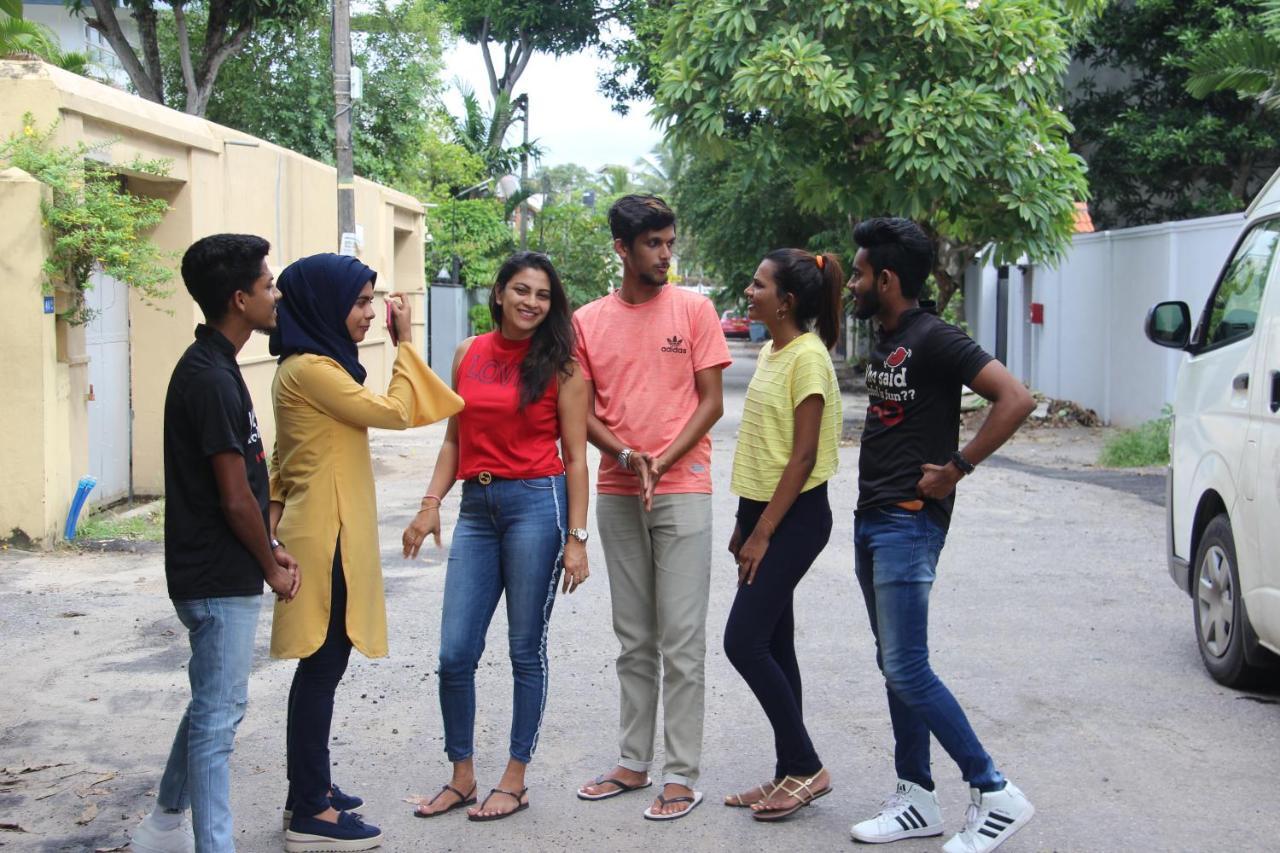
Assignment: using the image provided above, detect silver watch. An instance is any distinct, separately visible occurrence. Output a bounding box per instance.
[617,447,633,470]
[568,528,589,544]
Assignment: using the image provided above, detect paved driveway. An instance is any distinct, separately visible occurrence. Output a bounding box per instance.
[0,341,1275,851]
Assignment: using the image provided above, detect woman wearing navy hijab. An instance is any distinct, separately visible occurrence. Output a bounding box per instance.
[266,254,462,851]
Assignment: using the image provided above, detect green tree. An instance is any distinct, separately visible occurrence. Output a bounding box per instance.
[446,86,542,179]
[651,0,1100,314]
[531,200,615,306]
[1186,0,1280,113]
[428,197,514,289]
[673,155,833,307]
[1069,0,1280,228]
[1,8,90,71]
[446,0,608,140]
[69,0,320,115]
[168,0,476,199]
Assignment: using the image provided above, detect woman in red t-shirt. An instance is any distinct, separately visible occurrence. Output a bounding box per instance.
[401,252,589,822]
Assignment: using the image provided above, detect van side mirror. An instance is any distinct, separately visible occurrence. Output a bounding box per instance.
[1145,301,1192,349]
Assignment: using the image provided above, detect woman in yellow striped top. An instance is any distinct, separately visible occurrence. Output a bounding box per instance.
[723,248,844,822]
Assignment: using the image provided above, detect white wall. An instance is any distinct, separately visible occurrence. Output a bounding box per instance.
[966,213,1244,426]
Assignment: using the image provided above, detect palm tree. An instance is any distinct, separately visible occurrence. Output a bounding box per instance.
[1186,0,1280,112]
[0,13,61,61]
[1,8,96,74]
[633,139,687,198]
[447,85,543,180]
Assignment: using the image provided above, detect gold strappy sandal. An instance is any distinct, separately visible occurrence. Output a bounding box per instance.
[724,778,781,808]
[750,771,832,821]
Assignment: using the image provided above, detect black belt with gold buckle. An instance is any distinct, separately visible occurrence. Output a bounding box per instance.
[472,471,495,485]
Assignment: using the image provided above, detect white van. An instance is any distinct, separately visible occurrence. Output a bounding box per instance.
[1145,168,1280,687]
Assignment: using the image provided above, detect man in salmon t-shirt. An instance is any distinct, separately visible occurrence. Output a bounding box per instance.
[574,195,731,821]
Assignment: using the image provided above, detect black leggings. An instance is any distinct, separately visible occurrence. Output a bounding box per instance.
[286,541,354,818]
[723,482,832,779]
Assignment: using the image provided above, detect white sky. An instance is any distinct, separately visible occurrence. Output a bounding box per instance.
[440,41,664,171]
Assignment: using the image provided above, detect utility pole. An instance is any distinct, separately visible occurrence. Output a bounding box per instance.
[333,0,355,249]
[516,93,529,250]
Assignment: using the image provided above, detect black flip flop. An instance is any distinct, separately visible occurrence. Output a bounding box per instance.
[577,775,654,801]
[413,783,477,818]
[467,787,529,822]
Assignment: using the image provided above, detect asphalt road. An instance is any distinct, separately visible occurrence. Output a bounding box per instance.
[0,341,1276,852]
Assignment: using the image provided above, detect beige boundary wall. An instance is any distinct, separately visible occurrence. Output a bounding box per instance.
[0,60,428,544]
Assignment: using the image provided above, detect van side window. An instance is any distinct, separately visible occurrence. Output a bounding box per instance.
[1203,219,1280,349]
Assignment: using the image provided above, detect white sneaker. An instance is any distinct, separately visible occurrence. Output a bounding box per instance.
[130,812,195,853]
[851,779,943,843]
[942,782,1035,853]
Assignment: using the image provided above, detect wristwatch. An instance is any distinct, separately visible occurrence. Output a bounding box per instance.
[568,528,589,544]
[270,538,284,551]
[949,451,975,476]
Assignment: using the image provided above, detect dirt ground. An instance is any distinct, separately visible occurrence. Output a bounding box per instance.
[1,344,1276,852]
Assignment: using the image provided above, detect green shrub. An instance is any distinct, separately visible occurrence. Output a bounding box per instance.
[1099,411,1171,468]
[469,303,494,335]
[1,114,173,324]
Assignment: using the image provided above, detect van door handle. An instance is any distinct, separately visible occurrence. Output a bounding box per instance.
[1271,371,1280,413]
[1233,372,1249,391]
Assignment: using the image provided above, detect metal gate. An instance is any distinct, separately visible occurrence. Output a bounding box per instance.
[428,282,470,381]
[84,268,131,505]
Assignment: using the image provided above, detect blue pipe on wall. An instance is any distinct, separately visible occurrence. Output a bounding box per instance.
[63,476,97,541]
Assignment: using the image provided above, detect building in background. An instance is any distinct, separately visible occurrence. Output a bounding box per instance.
[21,0,137,88]
[0,60,427,545]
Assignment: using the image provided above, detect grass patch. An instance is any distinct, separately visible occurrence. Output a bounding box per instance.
[1099,415,1171,468]
[78,500,165,542]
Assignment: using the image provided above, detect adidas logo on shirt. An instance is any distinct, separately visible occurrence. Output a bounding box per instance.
[661,335,688,354]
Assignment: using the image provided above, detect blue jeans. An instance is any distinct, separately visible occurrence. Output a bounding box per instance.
[854,507,1003,792]
[157,595,262,852]
[438,475,565,764]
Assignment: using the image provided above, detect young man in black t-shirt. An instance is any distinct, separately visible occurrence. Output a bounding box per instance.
[845,219,1037,853]
[131,235,300,853]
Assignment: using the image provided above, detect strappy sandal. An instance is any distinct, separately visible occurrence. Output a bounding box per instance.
[413,783,477,818]
[467,786,529,822]
[750,771,832,822]
[724,779,781,808]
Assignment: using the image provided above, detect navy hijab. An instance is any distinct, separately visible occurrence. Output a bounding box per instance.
[270,253,377,385]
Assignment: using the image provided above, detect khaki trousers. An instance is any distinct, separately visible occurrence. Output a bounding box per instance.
[596,493,712,787]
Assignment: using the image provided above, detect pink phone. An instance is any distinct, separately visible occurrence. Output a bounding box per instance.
[385,298,399,346]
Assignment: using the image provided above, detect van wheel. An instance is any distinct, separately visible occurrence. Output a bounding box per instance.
[1193,515,1261,688]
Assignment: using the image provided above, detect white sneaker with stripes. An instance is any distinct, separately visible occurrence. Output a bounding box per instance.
[850,780,943,843]
[942,782,1035,853]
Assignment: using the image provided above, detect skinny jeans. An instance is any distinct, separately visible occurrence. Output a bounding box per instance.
[286,542,354,819]
[854,506,1003,792]
[723,482,831,779]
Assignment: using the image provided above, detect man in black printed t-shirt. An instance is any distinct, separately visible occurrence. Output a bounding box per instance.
[845,219,1037,853]
[131,235,300,853]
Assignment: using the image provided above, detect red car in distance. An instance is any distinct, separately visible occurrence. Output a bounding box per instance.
[720,310,750,339]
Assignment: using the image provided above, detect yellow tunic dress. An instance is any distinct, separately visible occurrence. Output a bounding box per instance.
[268,344,463,659]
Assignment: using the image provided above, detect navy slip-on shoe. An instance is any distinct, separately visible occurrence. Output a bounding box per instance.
[283,786,366,831]
[285,811,381,852]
